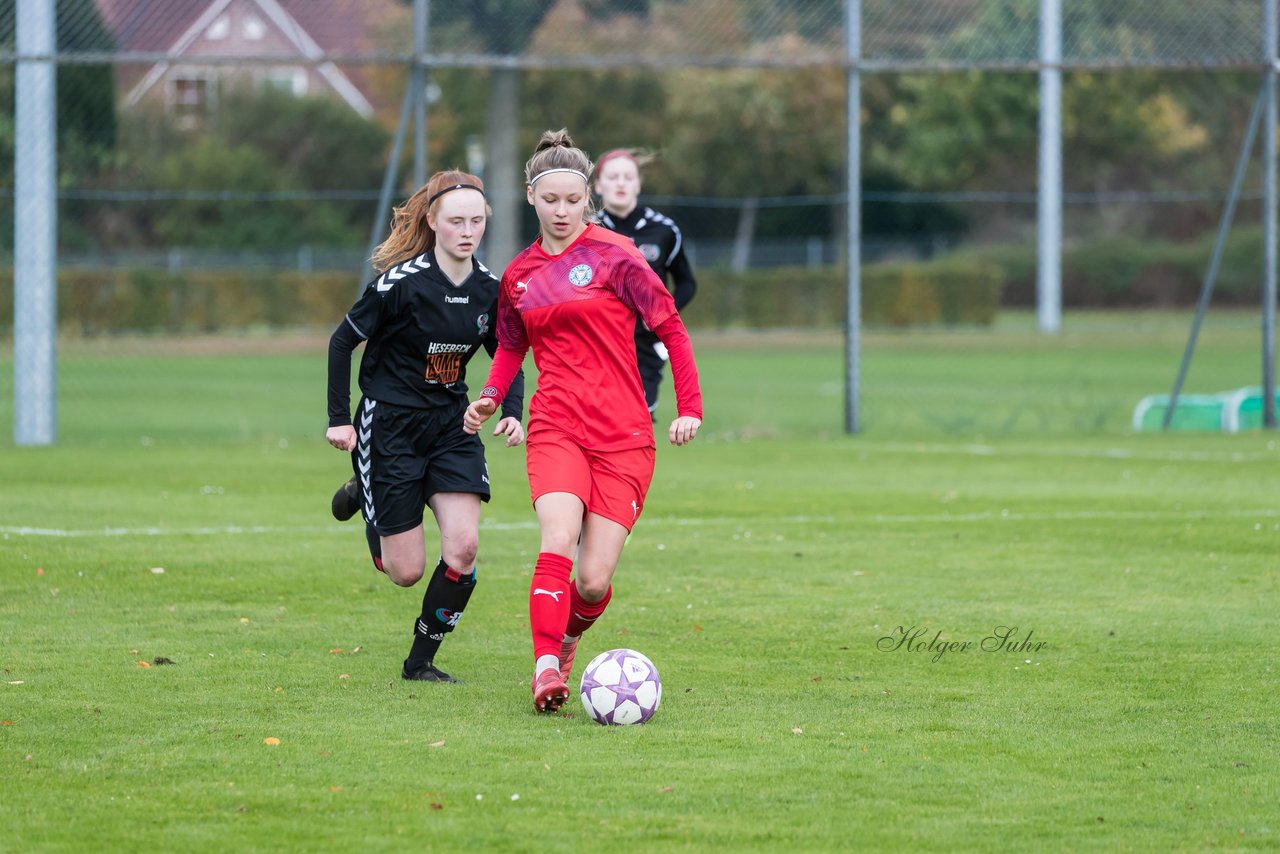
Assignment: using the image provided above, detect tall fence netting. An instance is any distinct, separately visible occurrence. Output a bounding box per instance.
[1,0,1275,348]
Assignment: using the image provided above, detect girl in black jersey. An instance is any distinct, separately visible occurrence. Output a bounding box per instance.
[325,170,525,683]
[594,149,698,420]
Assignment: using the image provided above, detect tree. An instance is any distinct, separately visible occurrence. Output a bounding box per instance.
[422,1,557,268]
[0,0,118,251]
[117,87,390,251]
[661,58,845,270]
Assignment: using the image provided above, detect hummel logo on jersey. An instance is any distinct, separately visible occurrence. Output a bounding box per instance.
[445,294,469,304]
[631,500,640,519]
[568,264,593,287]
[375,254,430,292]
[532,588,563,601]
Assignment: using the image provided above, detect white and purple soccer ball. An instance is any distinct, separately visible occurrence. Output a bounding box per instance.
[579,648,662,725]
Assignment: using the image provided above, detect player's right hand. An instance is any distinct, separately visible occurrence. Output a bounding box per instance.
[463,398,498,434]
[669,415,701,446]
[326,425,357,452]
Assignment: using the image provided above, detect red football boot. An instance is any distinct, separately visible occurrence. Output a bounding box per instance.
[532,669,569,714]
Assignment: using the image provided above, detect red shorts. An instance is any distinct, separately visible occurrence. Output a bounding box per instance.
[525,430,655,532]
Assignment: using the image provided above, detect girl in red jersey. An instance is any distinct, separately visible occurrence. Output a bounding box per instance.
[463,129,703,713]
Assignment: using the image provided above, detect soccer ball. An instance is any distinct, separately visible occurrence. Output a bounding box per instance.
[579,648,662,725]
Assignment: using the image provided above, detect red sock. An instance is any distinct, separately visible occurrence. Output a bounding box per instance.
[565,583,611,638]
[529,552,573,665]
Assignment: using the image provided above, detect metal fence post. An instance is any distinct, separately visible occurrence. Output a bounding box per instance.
[1264,0,1277,428]
[411,0,429,190]
[14,0,58,446]
[844,0,862,435]
[1037,0,1063,334]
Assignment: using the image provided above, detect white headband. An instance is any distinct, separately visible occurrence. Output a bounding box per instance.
[529,167,589,187]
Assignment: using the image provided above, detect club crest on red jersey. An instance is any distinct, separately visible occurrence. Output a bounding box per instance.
[568,264,594,287]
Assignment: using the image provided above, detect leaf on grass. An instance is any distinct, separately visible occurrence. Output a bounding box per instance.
[791,727,803,734]
[330,786,343,793]
[659,786,674,794]
[811,676,822,682]
[429,803,443,811]
[153,657,175,666]
[240,618,250,624]
[329,649,345,655]
[263,737,281,746]
[36,568,44,576]
[339,674,350,680]
[429,740,446,748]
[351,646,362,654]
[1,720,14,726]
[136,661,151,669]
[693,625,702,632]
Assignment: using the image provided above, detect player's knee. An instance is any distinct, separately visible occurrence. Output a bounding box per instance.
[576,576,611,602]
[382,557,425,587]
[444,536,478,572]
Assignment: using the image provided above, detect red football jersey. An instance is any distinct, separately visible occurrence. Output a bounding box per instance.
[486,224,699,450]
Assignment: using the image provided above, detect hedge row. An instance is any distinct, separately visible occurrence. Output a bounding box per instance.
[0,258,1003,334]
[680,260,1001,329]
[0,226,1269,335]
[956,225,1270,308]
[0,268,359,335]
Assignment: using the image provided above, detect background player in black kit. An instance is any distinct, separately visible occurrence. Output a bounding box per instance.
[325,169,524,683]
[595,149,698,421]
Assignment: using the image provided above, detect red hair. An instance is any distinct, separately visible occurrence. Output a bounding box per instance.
[370,170,487,273]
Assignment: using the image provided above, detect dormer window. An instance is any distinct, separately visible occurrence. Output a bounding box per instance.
[244,14,266,40]
[207,14,229,40]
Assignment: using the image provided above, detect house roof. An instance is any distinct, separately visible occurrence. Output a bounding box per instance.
[93,0,404,117]
[95,0,402,55]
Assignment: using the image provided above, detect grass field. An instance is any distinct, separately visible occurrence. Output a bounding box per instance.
[1,311,1277,851]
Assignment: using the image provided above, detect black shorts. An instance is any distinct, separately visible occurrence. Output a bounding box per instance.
[353,397,490,537]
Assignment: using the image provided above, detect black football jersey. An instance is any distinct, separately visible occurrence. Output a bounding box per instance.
[598,205,697,310]
[327,251,522,426]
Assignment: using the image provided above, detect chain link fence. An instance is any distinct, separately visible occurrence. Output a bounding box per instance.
[2,0,1277,436]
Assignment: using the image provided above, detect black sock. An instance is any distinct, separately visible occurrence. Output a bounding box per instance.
[364,523,383,572]
[407,559,476,664]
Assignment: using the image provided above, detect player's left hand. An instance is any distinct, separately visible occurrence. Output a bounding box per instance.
[668,415,701,446]
[463,398,497,434]
[493,416,526,447]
